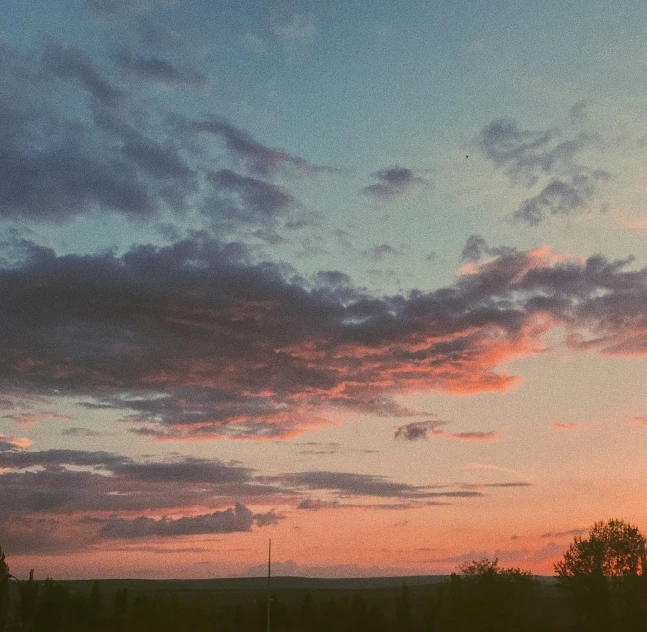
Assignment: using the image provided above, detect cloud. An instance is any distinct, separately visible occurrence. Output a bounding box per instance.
[462,482,531,489]
[297,498,341,510]
[95,503,277,539]
[0,39,203,222]
[541,528,587,538]
[115,49,208,87]
[0,38,319,232]
[2,235,647,441]
[394,421,438,441]
[263,471,481,500]
[241,33,270,55]
[206,169,296,220]
[0,442,284,516]
[170,114,333,177]
[43,43,126,107]
[270,8,316,39]
[553,422,583,430]
[0,434,31,453]
[138,21,207,56]
[364,243,405,262]
[514,173,610,226]
[361,167,429,199]
[628,417,647,424]
[85,0,175,17]
[461,235,515,262]
[0,435,523,552]
[394,420,500,442]
[0,516,98,555]
[61,427,102,437]
[477,113,611,225]
[7,412,68,427]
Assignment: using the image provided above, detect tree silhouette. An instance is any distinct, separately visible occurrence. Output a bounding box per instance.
[555,519,647,631]
[114,587,128,630]
[299,591,318,632]
[20,570,38,632]
[0,548,8,632]
[395,583,412,632]
[556,519,647,578]
[89,579,102,624]
[434,558,538,632]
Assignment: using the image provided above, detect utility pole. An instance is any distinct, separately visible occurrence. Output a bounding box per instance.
[266,539,272,632]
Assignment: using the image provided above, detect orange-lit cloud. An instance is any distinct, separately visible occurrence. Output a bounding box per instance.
[2,237,647,441]
[7,411,68,427]
[553,422,584,430]
[0,434,31,451]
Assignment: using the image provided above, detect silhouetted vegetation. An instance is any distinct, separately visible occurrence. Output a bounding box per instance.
[555,519,647,631]
[5,519,647,631]
[0,548,9,632]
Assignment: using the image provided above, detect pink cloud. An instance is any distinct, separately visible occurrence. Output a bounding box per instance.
[8,412,68,427]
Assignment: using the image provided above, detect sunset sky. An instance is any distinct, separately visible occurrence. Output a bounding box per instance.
[2,0,647,580]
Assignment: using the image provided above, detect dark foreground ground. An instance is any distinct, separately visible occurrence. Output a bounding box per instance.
[6,574,587,632]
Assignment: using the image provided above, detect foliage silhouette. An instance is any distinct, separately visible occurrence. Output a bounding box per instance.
[555,519,647,632]
[434,558,541,632]
[19,570,38,632]
[0,548,8,632]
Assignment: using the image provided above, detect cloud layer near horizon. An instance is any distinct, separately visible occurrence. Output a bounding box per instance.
[0,439,507,554]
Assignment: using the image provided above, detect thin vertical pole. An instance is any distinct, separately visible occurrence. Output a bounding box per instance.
[266,538,271,632]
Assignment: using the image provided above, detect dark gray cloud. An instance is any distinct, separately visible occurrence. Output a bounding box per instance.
[361,167,429,199]
[115,48,208,87]
[461,235,516,262]
[61,427,102,437]
[0,434,30,453]
[206,169,296,220]
[297,498,341,510]
[1,234,647,441]
[95,503,276,539]
[478,119,568,182]
[0,38,313,233]
[0,436,526,553]
[0,516,97,555]
[43,43,126,107]
[365,244,403,262]
[0,441,283,516]
[394,420,500,442]
[514,173,611,226]
[477,115,610,224]
[0,40,171,221]
[263,471,481,500]
[170,114,334,178]
[394,420,437,441]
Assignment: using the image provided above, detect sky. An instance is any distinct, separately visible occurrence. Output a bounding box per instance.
[2,0,647,580]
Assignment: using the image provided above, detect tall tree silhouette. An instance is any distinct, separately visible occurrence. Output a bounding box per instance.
[555,519,647,631]
[395,583,412,632]
[20,570,38,632]
[0,548,8,632]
